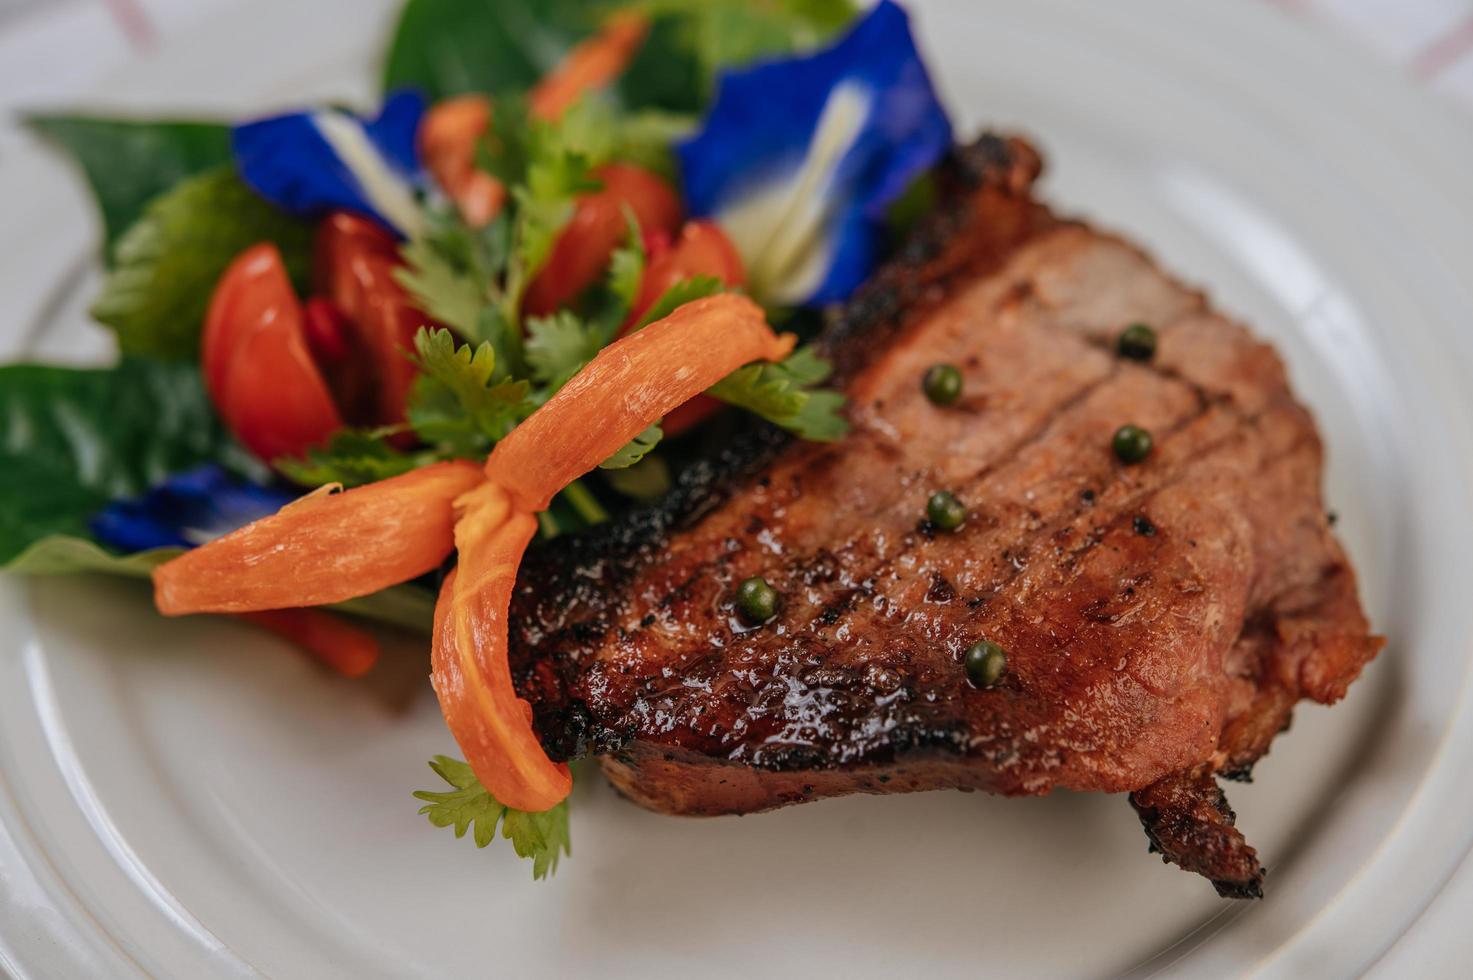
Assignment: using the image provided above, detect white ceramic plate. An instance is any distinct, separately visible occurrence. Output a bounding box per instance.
[4,1,1472,976]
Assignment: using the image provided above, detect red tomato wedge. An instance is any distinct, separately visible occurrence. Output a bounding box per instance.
[153,461,485,616]
[314,212,428,429]
[431,488,571,812]
[237,608,380,679]
[623,221,748,435]
[627,221,747,330]
[528,12,649,120]
[489,294,793,512]
[523,163,682,316]
[202,244,342,462]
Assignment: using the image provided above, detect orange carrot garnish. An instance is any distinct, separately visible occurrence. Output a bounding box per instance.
[153,461,484,615]
[529,12,650,121]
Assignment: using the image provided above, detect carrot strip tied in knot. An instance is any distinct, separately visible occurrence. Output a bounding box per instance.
[153,294,794,811]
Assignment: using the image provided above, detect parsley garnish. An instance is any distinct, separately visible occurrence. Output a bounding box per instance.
[709,344,849,442]
[414,755,571,880]
[407,328,533,456]
[601,423,663,470]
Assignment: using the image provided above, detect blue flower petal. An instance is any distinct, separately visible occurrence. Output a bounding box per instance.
[232,90,428,237]
[90,465,295,554]
[677,1,952,306]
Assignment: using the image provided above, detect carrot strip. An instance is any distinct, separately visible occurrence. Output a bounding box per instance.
[529,11,649,120]
[419,94,506,227]
[488,293,794,512]
[431,484,571,811]
[153,461,485,615]
[436,295,793,810]
[236,608,380,678]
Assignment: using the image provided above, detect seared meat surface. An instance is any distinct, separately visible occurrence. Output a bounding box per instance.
[508,136,1383,898]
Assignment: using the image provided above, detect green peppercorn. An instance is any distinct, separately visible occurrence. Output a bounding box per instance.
[1112,424,1153,464]
[965,641,1008,688]
[735,576,778,624]
[1117,323,1157,361]
[922,363,963,405]
[926,490,967,531]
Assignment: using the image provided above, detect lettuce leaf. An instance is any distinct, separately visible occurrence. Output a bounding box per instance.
[26,115,232,256]
[0,533,436,634]
[0,357,256,566]
[90,167,313,360]
[381,0,595,100]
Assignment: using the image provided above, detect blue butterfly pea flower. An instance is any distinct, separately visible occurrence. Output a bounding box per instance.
[232,90,428,238]
[90,465,295,554]
[678,1,952,307]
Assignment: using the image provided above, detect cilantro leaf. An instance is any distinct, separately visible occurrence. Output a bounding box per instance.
[407,328,533,455]
[413,755,570,880]
[607,218,646,320]
[631,275,724,331]
[708,345,849,441]
[600,423,663,470]
[524,311,603,390]
[547,96,693,179]
[91,167,312,359]
[511,145,597,283]
[275,430,427,488]
[394,208,511,343]
[26,116,233,256]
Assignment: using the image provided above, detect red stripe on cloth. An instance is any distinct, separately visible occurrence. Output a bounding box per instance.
[102,0,155,49]
[1414,14,1473,78]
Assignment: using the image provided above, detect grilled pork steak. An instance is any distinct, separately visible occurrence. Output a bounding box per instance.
[508,136,1383,898]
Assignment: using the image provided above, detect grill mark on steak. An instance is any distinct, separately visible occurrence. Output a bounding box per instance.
[507,134,1383,897]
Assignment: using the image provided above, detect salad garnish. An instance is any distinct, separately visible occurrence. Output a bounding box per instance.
[8,0,955,877]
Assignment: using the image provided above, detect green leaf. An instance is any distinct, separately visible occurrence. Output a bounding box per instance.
[331,583,437,634]
[26,115,233,257]
[407,328,533,455]
[0,531,436,634]
[708,344,849,441]
[414,755,571,879]
[275,430,428,488]
[396,235,487,339]
[631,275,724,331]
[601,453,671,501]
[394,208,511,344]
[601,214,647,327]
[512,145,598,282]
[613,12,708,114]
[624,0,859,103]
[90,167,313,360]
[524,311,603,389]
[2,535,179,577]
[382,0,595,100]
[0,357,255,566]
[546,95,693,179]
[600,423,662,469]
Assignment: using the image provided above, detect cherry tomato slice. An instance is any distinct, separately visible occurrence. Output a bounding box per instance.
[621,221,747,436]
[628,220,746,329]
[202,244,342,462]
[523,163,682,316]
[314,212,428,429]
